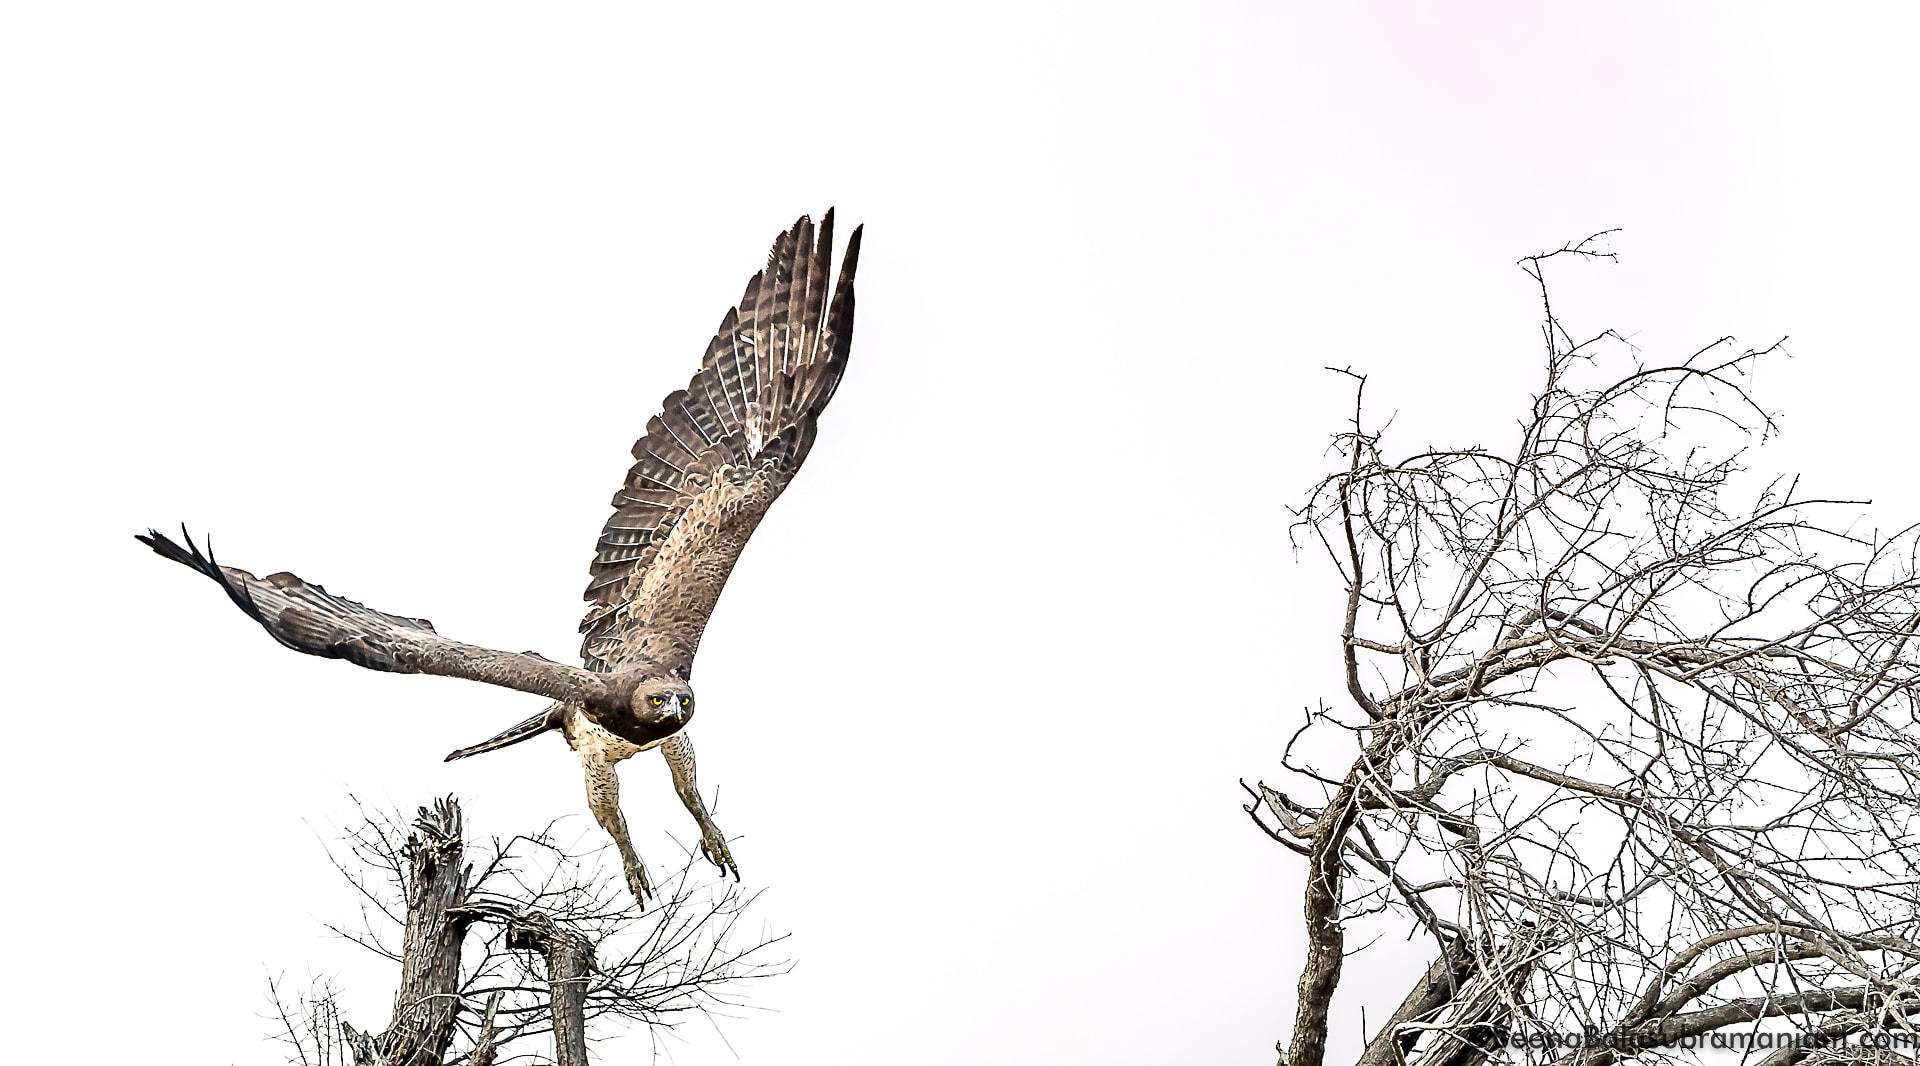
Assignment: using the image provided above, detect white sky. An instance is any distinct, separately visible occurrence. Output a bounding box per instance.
[3,3,1917,1063]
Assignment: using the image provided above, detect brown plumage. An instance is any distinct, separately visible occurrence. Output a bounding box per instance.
[140,212,862,903]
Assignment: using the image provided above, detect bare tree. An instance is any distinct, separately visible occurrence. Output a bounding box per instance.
[267,797,785,1066]
[1249,235,1920,1066]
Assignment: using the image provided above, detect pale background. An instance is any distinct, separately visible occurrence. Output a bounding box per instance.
[3,3,1916,1063]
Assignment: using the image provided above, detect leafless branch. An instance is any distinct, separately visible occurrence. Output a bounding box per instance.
[1264,241,1920,1066]
[270,795,788,1065]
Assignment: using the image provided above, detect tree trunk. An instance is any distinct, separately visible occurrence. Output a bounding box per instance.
[507,910,595,1066]
[1354,939,1478,1066]
[345,799,471,1066]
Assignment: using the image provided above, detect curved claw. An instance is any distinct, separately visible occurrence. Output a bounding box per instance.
[700,831,740,881]
[622,854,653,905]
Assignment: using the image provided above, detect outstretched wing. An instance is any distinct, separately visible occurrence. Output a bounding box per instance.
[579,211,862,676]
[141,528,611,705]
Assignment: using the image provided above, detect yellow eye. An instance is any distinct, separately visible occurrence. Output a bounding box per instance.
[649,695,666,708]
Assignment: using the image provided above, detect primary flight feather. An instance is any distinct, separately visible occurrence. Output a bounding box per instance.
[141,212,862,903]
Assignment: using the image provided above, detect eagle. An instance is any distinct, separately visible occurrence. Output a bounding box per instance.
[139,212,861,904]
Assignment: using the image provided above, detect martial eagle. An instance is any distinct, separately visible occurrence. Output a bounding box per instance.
[140,213,861,904]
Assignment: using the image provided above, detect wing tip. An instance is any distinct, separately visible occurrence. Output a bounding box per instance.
[138,524,213,575]
[138,523,276,630]
[840,223,863,278]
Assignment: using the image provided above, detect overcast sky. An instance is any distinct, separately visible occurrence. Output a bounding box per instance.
[4,3,1918,1064]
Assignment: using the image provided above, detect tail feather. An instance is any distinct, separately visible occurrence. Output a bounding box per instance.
[443,703,566,761]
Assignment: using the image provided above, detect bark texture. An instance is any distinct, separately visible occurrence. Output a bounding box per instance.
[507,911,595,1066]
[1353,939,1477,1066]
[341,799,472,1066]
[385,800,471,1066]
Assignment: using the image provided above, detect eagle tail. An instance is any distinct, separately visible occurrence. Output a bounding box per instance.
[443,703,566,761]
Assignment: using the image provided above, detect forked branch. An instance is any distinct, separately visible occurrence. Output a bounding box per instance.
[1265,241,1920,1066]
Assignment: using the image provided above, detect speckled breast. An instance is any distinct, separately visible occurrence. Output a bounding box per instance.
[564,706,671,765]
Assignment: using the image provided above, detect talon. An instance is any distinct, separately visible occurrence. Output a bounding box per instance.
[623,859,652,904]
[700,832,737,879]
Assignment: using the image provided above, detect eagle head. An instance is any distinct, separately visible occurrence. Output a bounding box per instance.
[628,677,695,736]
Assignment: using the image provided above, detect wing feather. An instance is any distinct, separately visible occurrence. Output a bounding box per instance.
[141,528,610,705]
[580,213,861,674]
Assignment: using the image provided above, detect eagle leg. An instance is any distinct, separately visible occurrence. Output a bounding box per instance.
[583,751,652,904]
[661,733,738,880]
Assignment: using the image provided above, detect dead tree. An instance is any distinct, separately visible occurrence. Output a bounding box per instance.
[1250,235,1920,1066]
[267,797,785,1066]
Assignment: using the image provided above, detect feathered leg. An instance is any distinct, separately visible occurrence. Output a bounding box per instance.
[583,751,651,904]
[661,733,738,879]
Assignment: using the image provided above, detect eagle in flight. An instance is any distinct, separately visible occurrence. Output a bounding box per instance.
[140,212,861,904]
